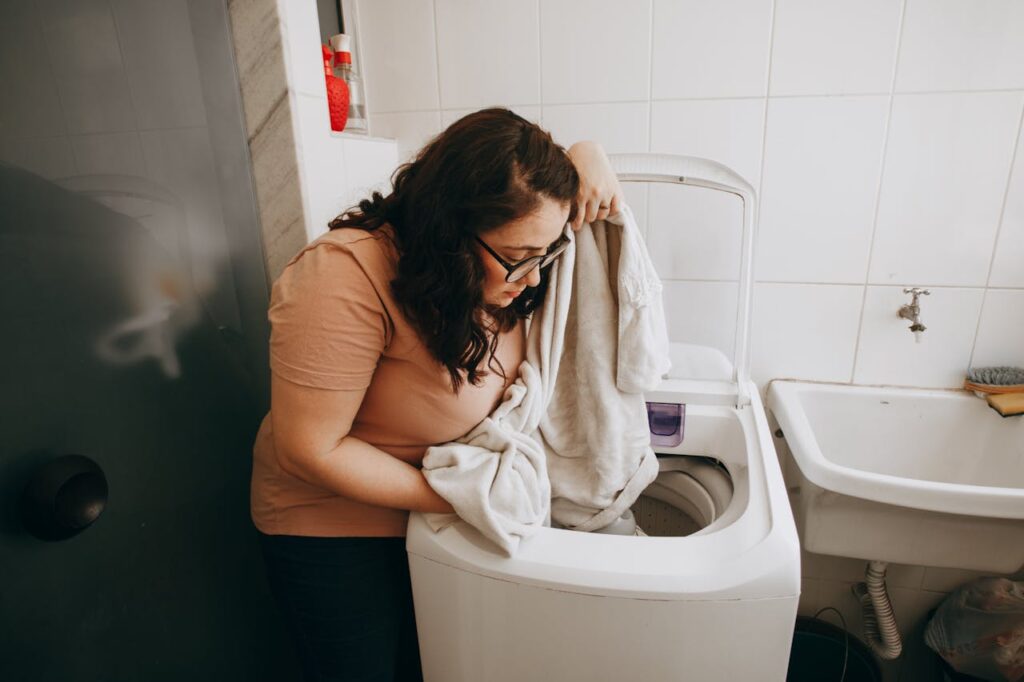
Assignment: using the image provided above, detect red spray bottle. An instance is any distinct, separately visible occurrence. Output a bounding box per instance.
[323,44,349,132]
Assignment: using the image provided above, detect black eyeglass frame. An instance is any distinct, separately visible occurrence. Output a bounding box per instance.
[474,224,573,283]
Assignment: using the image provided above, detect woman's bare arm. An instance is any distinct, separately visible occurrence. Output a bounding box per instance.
[269,373,455,514]
[567,140,626,231]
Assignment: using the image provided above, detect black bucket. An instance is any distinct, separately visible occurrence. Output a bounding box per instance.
[787,616,882,682]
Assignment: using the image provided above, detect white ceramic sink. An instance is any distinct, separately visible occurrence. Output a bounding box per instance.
[767,380,1024,572]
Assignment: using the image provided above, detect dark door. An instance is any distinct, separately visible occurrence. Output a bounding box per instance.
[0,1,298,679]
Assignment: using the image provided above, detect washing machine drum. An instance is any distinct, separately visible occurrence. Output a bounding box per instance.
[630,456,734,537]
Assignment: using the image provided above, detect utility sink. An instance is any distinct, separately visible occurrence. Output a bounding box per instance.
[767,380,1024,572]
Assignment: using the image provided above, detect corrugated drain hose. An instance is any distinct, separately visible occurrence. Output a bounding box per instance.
[853,560,903,660]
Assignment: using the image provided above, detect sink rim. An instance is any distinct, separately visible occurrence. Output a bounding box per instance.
[766,379,1024,520]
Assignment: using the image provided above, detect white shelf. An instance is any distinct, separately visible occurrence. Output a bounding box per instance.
[329,130,396,144]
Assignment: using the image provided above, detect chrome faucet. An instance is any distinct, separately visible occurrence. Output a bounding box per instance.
[898,287,930,343]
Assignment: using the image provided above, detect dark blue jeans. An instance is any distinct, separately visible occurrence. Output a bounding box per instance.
[258,532,424,682]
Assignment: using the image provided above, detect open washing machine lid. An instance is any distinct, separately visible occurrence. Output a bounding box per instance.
[666,342,734,381]
[611,153,757,408]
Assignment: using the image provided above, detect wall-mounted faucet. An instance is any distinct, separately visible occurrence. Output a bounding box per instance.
[898,287,930,343]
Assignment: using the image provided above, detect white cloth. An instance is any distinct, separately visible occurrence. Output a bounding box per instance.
[421,204,670,554]
[543,204,670,531]
[419,228,575,555]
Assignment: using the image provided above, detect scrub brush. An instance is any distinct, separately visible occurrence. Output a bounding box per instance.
[964,366,1024,394]
[964,366,1024,417]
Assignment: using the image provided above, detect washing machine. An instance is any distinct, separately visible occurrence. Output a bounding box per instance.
[406,154,801,682]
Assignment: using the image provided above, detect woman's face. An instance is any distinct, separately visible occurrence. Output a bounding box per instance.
[475,197,571,308]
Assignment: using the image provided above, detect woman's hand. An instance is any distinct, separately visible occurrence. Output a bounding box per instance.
[567,141,625,231]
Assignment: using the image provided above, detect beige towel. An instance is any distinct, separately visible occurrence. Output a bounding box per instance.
[421,204,670,554]
[420,223,575,555]
[542,204,669,531]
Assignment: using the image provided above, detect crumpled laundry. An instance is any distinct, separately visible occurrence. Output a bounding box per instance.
[421,203,670,555]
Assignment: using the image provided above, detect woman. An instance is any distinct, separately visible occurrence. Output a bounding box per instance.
[251,108,624,681]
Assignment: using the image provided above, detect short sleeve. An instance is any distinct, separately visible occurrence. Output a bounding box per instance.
[268,241,390,390]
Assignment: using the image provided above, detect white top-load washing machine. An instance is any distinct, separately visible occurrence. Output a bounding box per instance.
[406,154,801,682]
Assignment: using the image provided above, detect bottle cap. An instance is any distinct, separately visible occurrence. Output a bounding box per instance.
[329,33,352,54]
[329,33,353,65]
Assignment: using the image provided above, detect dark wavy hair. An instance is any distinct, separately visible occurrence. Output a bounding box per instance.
[329,108,580,393]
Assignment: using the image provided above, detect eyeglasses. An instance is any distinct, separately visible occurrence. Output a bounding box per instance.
[475,224,572,283]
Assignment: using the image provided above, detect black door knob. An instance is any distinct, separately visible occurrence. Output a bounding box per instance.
[21,454,108,541]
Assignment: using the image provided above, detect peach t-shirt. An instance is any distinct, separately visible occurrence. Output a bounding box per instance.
[251,225,525,537]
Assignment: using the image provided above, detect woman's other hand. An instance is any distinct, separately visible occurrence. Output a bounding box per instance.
[567,141,625,231]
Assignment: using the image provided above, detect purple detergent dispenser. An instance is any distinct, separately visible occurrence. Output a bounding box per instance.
[646,402,685,447]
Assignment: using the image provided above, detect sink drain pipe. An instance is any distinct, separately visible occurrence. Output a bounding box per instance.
[853,560,903,660]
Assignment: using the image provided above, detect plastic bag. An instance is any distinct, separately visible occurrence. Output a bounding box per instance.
[925,577,1024,681]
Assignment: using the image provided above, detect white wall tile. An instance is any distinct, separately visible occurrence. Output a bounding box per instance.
[541,103,649,155]
[621,182,649,238]
[757,96,889,283]
[886,564,927,591]
[435,0,540,109]
[990,121,1024,288]
[356,0,439,112]
[869,92,1024,287]
[370,110,443,163]
[647,183,744,281]
[540,0,651,105]
[290,92,327,239]
[802,550,866,582]
[801,555,925,591]
[306,136,350,239]
[650,98,765,190]
[441,106,542,128]
[662,280,740,358]
[774,431,798,488]
[0,137,77,179]
[276,0,330,99]
[920,567,987,593]
[339,135,400,214]
[292,93,349,239]
[110,0,207,129]
[71,132,146,176]
[292,91,333,149]
[896,0,1024,93]
[897,593,950,679]
[651,0,772,100]
[751,283,862,387]
[887,587,947,645]
[971,289,1024,368]
[796,578,823,617]
[853,286,985,388]
[36,0,136,134]
[0,0,66,138]
[769,0,901,96]
[811,579,866,636]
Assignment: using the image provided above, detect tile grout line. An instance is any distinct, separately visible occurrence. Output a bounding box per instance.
[431,0,443,117]
[646,0,654,154]
[537,0,543,122]
[849,0,908,384]
[29,4,72,145]
[104,1,147,183]
[966,97,1024,368]
[651,86,1024,102]
[966,288,989,371]
[339,0,365,193]
[643,0,654,241]
[748,0,778,364]
[983,99,1024,291]
[362,87,1024,118]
